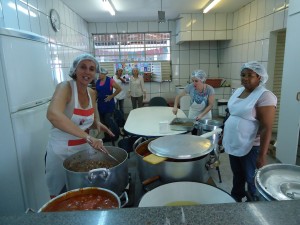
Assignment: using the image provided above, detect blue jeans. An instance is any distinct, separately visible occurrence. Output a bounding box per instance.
[229,146,259,201]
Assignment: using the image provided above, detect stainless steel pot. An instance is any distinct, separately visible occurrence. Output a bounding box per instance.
[38,187,128,212]
[135,138,210,184]
[195,119,223,145]
[63,147,128,195]
[255,163,300,201]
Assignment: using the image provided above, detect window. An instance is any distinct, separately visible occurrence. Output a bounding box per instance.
[93,33,171,62]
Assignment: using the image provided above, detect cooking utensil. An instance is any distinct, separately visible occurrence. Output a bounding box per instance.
[87,137,119,162]
[63,147,128,195]
[135,139,210,184]
[38,187,128,212]
[143,128,222,165]
[255,163,300,201]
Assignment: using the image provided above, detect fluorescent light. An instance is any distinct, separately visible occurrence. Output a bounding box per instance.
[203,0,222,13]
[103,0,115,16]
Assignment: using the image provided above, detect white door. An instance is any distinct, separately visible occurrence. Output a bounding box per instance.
[11,103,51,211]
[0,30,55,113]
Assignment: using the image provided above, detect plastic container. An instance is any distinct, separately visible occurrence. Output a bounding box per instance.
[217,99,228,117]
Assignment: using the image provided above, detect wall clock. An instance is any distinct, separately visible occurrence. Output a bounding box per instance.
[50,9,61,32]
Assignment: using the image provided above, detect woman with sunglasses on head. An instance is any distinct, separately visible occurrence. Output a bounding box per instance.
[222,61,277,202]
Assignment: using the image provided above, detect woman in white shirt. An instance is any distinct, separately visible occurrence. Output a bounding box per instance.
[128,68,146,109]
[113,68,126,114]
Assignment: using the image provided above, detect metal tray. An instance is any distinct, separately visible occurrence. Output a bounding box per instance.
[169,118,195,131]
[255,163,300,200]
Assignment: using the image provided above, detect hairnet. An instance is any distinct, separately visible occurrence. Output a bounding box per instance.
[191,70,207,82]
[241,61,268,84]
[69,54,99,79]
[99,67,108,74]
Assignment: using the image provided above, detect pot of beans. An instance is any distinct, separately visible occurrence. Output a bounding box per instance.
[63,146,128,196]
[39,187,128,212]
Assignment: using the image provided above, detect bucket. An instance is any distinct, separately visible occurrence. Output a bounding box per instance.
[217,99,228,117]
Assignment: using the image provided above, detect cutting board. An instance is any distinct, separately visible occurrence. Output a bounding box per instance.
[143,154,167,164]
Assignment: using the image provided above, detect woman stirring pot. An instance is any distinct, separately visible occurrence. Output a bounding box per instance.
[45,54,114,198]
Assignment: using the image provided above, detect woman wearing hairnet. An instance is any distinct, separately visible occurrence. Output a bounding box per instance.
[173,69,215,120]
[222,61,277,202]
[45,54,114,198]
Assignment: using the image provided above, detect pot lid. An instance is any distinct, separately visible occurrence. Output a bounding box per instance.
[148,134,213,159]
[255,164,300,200]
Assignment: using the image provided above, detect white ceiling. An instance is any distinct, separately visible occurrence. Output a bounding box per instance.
[60,0,253,23]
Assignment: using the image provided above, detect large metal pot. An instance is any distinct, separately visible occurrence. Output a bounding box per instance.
[195,119,223,145]
[139,182,235,207]
[39,187,128,212]
[255,163,300,201]
[135,136,213,184]
[63,146,128,195]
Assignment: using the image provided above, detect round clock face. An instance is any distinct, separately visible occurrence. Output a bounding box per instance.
[50,9,61,32]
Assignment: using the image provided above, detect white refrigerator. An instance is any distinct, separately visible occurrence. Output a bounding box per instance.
[0,28,55,215]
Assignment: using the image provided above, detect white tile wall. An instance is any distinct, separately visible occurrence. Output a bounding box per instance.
[264,14,274,39]
[107,23,117,33]
[257,0,266,19]
[273,8,285,30]
[216,13,226,30]
[29,7,41,34]
[250,0,258,22]
[138,22,149,32]
[192,13,204,30]
[117,23,127,33]
[2,0,19,29]
[0,0,289,116]
[189,50,200,64]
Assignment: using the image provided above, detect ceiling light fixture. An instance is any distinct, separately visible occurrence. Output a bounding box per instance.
[203,0,222,14]
[103,0,115,16]
[158,0,166,23]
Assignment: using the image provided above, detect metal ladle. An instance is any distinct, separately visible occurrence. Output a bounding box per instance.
[87,137,119,162]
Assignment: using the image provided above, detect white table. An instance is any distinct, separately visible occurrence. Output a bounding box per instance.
[124,107,188,137]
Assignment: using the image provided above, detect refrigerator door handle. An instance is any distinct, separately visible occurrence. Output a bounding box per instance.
[18,99,51,111]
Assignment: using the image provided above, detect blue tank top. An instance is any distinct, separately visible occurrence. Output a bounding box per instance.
[96,77,115,113]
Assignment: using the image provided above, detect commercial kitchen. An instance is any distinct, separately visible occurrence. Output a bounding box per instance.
[0,0,300,224]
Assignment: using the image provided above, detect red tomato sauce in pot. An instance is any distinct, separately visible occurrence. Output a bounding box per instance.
[42,189,119,212]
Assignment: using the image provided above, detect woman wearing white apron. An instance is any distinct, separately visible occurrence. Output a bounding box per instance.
[222,61,277,202]
[45,54,114,198]
[173,69,215,121]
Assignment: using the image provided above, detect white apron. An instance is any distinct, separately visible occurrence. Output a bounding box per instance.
[223,86,266,157]
[45,80,94,196]
[188,101,212,120]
